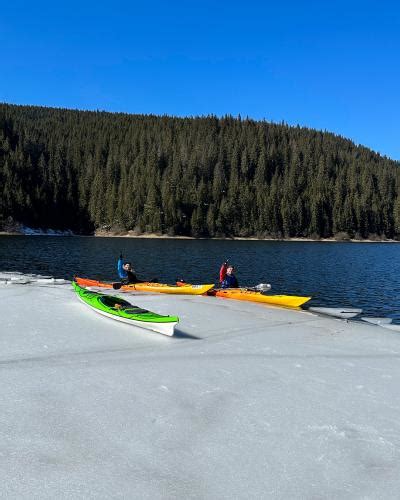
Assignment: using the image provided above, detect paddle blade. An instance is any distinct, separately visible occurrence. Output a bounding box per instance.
[254,283,272,291]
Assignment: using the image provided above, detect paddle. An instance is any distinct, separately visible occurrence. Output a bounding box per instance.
[252,283,272,291]
[114,251,125,290]
[112,279,158,290]
[175,278,271,292]
[243,283,272,294]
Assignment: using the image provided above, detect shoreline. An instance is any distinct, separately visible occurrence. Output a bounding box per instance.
[1,230,399,243]
[94,232,400,243]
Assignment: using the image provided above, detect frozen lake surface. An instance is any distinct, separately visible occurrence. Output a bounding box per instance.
[1,274,400,498]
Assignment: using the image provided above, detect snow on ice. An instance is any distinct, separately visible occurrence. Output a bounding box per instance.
[0,273,400,498]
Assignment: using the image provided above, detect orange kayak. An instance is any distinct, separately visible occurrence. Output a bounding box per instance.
[209,288,311,308]
[75,277,214,295]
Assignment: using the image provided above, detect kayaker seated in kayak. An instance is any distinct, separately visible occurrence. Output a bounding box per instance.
[117,254,145,284]
[219,262,239,289]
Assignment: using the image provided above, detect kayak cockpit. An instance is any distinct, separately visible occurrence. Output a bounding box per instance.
[98,295,132,309]
[122,307,150,315]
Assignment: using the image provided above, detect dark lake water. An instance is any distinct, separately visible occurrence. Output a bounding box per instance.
[1,236,400,321]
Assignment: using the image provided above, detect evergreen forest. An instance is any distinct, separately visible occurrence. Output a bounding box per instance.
[1,103,400,239]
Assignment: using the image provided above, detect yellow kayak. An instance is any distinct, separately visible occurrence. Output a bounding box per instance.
[75,277,214,295]
[125,282,215,295]
[209,288,311,308]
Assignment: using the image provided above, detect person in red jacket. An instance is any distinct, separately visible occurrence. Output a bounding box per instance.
[219,262,239,288]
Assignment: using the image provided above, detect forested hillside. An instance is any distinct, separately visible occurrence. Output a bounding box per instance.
[1,103,399,238]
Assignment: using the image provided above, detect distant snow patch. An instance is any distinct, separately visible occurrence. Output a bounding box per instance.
[0,272,69,285]
[20,226,73,236]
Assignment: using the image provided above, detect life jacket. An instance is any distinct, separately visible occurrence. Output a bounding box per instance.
[221,274,239,289]
[219,263,239,288]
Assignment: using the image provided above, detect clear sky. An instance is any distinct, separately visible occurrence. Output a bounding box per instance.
[1,0,399,160]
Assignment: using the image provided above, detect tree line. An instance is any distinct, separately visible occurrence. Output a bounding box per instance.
[1,103,399,239]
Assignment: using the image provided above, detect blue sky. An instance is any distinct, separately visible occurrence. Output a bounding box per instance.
[1,0,399,160]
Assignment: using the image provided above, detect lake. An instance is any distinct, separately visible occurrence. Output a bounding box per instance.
[1,236,399,321]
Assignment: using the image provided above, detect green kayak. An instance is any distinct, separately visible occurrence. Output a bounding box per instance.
[72,281,178,336]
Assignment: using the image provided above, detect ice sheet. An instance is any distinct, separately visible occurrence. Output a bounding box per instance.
[1,274,400,499]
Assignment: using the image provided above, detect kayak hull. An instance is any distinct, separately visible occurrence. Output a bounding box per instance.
[210,288,311,308]
[75,277,214,295]
[82,306,177,336]
[308,307,362,319]
[72,281,178,336]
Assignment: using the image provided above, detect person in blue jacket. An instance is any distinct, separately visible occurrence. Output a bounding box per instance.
[117,254,144,284]
[219,262,239,288]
